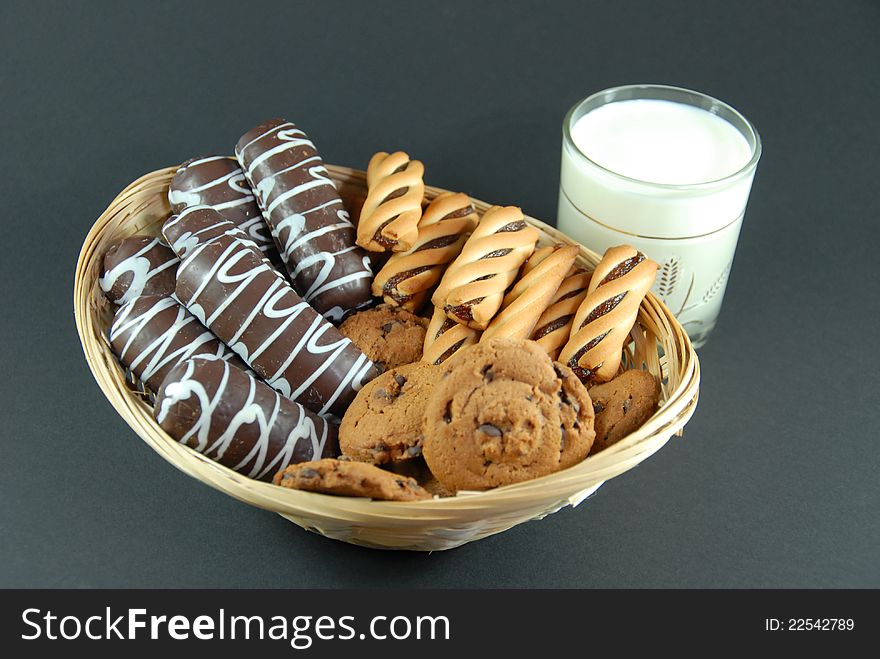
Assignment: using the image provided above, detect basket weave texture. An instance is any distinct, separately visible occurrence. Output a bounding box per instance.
[74,164,700,551]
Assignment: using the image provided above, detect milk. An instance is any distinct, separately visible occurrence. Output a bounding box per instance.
[557,86,761,347]
[570,100,752,185]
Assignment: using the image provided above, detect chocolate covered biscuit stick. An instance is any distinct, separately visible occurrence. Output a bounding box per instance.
[175,235,379,419]
[100,236,178,306]
[156,356,339,481]
[109,294,245,392]
[169,155,283,268]
[162,205,279,267]
[236,119,373,322]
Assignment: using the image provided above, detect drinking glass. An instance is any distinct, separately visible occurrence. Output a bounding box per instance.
[557,84,762,348]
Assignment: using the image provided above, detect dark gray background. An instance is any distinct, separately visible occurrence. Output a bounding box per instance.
[1,0,877,588]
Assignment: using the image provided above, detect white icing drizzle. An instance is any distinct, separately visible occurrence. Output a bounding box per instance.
[110,296,236,387]
[168,157,276,256]
[235,121,372,318]
[293,245,366,300]
[178,155,228,169]
[239,215,273,244]
[99,238,179,305]
[164,205,265,258]
[238,125,316,174]
[264,161,326,214]
[156,358,328,479]
[177,238,374,417]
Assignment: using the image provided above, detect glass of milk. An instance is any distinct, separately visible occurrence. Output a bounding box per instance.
[558,84,762,348]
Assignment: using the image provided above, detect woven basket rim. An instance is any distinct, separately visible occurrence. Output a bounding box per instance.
[73,163,700,524]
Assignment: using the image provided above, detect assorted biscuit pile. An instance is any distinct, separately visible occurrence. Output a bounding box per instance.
[101,118,662,502]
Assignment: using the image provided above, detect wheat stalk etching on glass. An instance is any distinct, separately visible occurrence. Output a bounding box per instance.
[656,256,680,298]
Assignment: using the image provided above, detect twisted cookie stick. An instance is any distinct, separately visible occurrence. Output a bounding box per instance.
[357,151,425,252]
[431,205,539,330]
[525,245,593,359]
[482,244,578,342]
[372,192,478,312]
[422,306,481,365]
[559,245,658,384]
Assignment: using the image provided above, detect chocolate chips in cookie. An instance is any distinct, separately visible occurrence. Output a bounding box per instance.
[339,361,437,464]
[422,338,595,492]
[381,457,454,498]
[588,369,660,453]
[273,459,431,501]
[338,304,429,371]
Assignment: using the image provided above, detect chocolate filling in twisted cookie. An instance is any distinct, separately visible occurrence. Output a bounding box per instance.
[559,246,657,384]
[373,192,478,311]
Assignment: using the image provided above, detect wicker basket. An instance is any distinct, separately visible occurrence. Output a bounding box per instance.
[74,164,700,551]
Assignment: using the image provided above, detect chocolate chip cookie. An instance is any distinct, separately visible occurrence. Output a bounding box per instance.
[273,458,431,501]
[381,458,455,498]
[588,369,660,453]
[338,304,429,370]
[339,361,437,463]
[422,338,595,491]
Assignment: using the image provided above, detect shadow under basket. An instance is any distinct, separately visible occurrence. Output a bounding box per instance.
[74,164,700,551]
